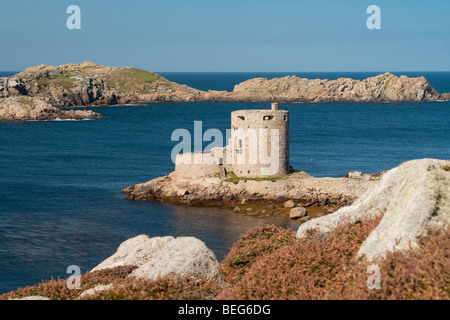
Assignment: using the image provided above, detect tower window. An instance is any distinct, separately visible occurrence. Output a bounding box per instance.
[238,116,245,121]
[263,115,274,120]
[284,115,288,121]
[236,139,243,155]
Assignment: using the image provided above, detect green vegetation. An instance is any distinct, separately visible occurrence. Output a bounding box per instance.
[35,72,76,90]
[29,66,170,94]
[17,97,36,108]
[103,68,167,93]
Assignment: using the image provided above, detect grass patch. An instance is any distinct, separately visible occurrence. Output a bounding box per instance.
[35,71,76,90]
[18,97,36,108]
[223,171,287,184]
[103,68,167,93]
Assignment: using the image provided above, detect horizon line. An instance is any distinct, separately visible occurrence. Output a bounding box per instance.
[2,70,450,74]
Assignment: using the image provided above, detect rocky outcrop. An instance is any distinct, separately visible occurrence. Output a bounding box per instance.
[439,92,450,101]
[222,73,443,102]
[122,170,379,212]
[1,62,447,106]
[92,235,223,284]
[0,96,102,121]
[296,159,450,260]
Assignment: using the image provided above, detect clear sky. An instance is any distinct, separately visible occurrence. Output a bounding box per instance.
[0,0,449,72]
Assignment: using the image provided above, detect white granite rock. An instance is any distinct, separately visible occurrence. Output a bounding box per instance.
[297,159,450,260]
[92,235,223,284]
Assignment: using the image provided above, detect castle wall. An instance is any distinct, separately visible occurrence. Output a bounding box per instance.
[174,148,231,179]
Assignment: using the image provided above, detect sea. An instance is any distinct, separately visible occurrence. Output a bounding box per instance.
[0,71,449,294]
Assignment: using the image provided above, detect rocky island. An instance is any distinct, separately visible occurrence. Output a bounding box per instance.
[1,61,449,107]
[0,96,102,121]
[122,170,381,218]
[223,73,450,103]
[122,102,384,218]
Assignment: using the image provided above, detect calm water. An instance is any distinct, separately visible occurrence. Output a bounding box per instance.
[0,72,449,294]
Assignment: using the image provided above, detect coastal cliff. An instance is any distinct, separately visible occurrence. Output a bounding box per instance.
[1,62,448,107]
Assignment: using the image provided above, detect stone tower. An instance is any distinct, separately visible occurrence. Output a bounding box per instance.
[230,102,289,177]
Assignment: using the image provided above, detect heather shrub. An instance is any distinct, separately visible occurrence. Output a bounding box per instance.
[344,226,450,300]
[221,225,297,284]
[0,266,135,300]
[3,221,448,300]
[83,276,220,300]
[0,266,220,300]
[219,218,450,300]
[218,218,382,299]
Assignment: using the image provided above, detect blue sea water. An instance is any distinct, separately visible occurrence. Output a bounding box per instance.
[0,71,449,294]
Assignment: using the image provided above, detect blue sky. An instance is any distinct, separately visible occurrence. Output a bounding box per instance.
[0,0,449,72]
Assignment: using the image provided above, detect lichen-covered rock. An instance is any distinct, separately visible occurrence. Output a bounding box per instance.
[296,159,450,260]
[0,96,102,121]
[92,235,223,284]
[131,237,223,284]
[92,235,174,271]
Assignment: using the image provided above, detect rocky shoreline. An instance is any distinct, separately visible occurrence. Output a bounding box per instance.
[1,61,449,107]
[122,170,382,218]
[0,96,102,121]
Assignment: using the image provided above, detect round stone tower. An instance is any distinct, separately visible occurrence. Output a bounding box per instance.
[230,103,289,177]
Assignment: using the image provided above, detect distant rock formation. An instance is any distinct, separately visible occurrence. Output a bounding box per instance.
[223,73,445,103]
[0,96,102,121]
[296,159,450,260]
[1,62,448,106]
[92,235,223,284]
